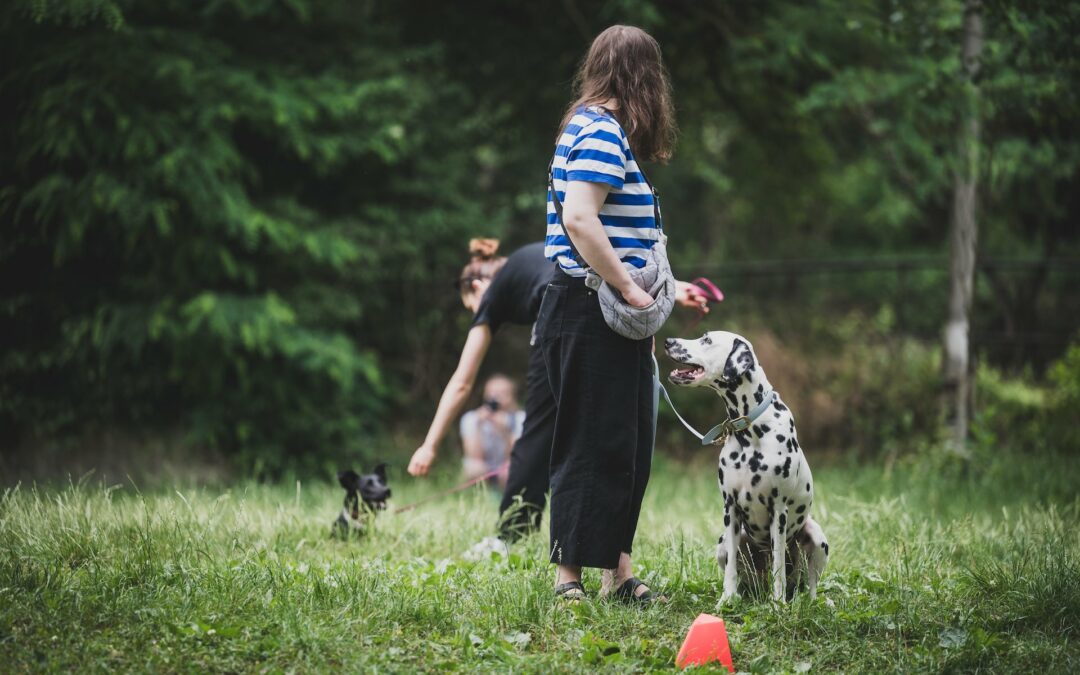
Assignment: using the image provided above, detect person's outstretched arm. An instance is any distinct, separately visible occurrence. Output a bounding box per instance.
[407,324,492,476]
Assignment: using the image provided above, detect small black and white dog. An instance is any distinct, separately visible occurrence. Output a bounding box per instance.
[332,464,391,538]
[665,331,829,603]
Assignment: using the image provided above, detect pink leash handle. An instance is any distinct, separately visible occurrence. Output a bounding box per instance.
[686,276,725,330]
[691,277,725,303]
[393,462,508,515]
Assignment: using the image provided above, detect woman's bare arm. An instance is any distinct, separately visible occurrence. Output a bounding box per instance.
[407,324,492,476]
[562,181,654,308]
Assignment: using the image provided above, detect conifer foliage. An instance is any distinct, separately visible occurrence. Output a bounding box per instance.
[0,1,481,473]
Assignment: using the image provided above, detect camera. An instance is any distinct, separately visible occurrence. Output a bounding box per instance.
[484,398,500,412]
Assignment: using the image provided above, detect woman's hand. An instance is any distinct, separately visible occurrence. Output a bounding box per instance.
[675,280,710,314]
[621,284,655,309]
[408,444,437,476]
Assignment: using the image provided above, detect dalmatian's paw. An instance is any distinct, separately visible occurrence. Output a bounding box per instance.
[717,590,740,608]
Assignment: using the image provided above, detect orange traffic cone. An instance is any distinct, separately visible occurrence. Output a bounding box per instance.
[675,613,734,671]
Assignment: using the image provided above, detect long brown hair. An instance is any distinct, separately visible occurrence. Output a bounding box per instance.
[458,238,507,294]
[557,25,677,163]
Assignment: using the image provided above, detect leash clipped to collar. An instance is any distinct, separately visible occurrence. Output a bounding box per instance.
[652,354,776,447]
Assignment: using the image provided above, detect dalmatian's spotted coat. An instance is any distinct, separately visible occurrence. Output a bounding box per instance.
[664,331,829,603]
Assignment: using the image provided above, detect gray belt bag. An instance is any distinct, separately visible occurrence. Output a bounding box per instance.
[548,159,676,341]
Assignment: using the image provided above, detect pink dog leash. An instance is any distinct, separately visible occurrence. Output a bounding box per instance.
[393,462,508,514]
[692,277,725,303]
[687,276,725,329]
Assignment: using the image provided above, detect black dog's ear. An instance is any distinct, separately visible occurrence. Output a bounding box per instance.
[338,469,361,491]
[722,338,756,382]
[372,463,388,482]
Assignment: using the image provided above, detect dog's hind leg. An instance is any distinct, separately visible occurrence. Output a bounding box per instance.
[770,506,788,602]
[718,495,740,604]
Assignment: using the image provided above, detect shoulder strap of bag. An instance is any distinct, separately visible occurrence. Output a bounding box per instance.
[547,157,589,270]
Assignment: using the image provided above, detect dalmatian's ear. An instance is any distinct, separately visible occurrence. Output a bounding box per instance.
[722,338,756,382]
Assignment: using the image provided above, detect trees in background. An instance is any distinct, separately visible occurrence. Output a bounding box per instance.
[0,0,486,473]
[1,0,1077,473]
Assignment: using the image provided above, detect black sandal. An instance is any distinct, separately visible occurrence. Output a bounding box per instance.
[555,581,586,601]
[612,577,665,605]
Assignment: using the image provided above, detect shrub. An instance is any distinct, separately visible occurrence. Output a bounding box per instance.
[1046,338,1080,453]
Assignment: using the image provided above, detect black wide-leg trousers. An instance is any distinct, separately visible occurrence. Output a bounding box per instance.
[496,342,556,541]
[536,272,654,569]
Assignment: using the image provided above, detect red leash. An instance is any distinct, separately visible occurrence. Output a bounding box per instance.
[393,462,508,514]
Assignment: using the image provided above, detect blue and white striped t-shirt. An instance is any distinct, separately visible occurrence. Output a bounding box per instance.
[545,106,659,277]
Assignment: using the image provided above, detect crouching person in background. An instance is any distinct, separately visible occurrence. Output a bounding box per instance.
[460,374,524,491]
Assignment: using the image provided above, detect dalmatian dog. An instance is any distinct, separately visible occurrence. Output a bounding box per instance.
[664,331,829,603]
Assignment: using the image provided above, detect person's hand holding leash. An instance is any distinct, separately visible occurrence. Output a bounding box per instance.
[680,277,725,329]
[409,325,492,478]
[408,444,436,476]
[675,280,710,313]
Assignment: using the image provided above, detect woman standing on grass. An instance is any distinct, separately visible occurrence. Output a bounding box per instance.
[408,239,707,544]
[538,25,678,603]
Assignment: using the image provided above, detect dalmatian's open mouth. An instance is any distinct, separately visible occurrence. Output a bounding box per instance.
[665,339,707,385]
[669,362,706,385]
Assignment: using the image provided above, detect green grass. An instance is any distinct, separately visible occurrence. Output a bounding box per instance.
[2,451,1078,673]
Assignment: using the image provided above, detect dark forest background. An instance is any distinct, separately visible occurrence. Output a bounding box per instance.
[2,0,1078,479]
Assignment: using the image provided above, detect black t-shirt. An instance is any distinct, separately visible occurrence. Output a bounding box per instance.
[471,242,555,334]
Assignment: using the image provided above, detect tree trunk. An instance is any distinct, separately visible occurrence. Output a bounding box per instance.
[944,0,983,455]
